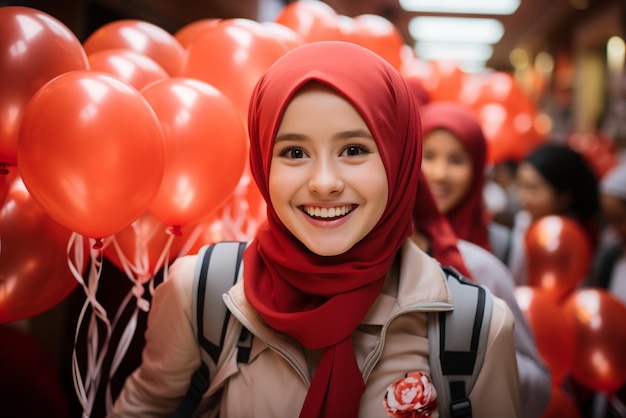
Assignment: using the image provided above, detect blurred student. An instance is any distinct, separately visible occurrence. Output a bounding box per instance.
[580,162,626,418]
[419,101,513,264]
[509,143,600,286]
[412,175,552,418]
[587,162,626,304]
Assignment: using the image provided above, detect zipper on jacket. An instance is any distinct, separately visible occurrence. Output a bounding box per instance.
[224,293,453,386]
[223,293,311,387]
[362,301,453,381]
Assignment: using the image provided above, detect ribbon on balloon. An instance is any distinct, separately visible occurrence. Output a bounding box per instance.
[68,233,110,416]
[101,225,175,412]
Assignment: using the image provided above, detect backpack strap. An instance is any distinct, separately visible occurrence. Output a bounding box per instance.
[171,241,247,418]
[428,266,493,418]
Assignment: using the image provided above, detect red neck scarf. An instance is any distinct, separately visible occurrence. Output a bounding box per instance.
[420,101,492,251]
[244,41,421,418]
[413,173,473,279]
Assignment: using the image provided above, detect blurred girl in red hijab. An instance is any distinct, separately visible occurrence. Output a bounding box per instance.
[111,41,520,418]
[419,101,513,264]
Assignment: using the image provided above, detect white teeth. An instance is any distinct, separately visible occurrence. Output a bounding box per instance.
[304,205,352,219]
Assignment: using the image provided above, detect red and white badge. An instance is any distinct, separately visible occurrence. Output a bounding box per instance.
[383,371,437,417]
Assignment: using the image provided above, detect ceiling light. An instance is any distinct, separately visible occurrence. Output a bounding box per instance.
[400,0,520,15]
[409,17,504,44]
[457,61,489,73]
[415,42,493,61]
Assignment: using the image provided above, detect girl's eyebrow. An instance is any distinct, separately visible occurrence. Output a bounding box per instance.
[275,129,374,143]
[274,132,306,143]
[335,129,374,140]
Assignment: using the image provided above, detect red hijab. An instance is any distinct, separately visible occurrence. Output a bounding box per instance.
[244,41,421,418]
[420,101,491,251]
[413,172,473,279]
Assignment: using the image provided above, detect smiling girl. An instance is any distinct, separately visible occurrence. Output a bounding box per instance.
[111,41,520,418]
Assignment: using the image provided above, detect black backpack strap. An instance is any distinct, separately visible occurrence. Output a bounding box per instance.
[171,241,247,418]
[428,266,493,418]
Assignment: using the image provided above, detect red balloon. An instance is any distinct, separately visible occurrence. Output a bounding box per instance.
[0,176,86,323]
[562,288,626,394]
[103,211,199,281]
[142,78,248,228]
[525,216,592,301]
[341,14,405,70]
[275,1,342,43]
[181,172,268,256]
[17,71,165,240]
[174,19,222,47]
[178,18,289,119]
[88,48,169,91]
[461,72,547,164]
[0,6,89,168]
[210,166,267,244]
[83,19,185,76]
[540,387,582,418]
[514,286,576,386]
[261,22,306,51]
[402,59,467,103]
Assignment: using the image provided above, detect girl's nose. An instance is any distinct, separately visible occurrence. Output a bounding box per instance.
[430,159,449,181]
[308,160,344,195]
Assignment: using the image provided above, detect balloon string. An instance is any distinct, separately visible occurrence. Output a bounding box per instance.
[84,241,111,414]
[110,224,175,283]
[111,237,149,282]
[101,226,175,413]
[176,222,204,258]
[100,238,147,415]
[69,234,111,418]
[103,279,148,412]
[132,221,150,281]
[153,231,175,278]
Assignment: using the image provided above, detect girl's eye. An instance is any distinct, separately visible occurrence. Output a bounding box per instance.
[279,146,307,159]
[341,145,370,157]
[422,150,436,161]
[449,153,469,166]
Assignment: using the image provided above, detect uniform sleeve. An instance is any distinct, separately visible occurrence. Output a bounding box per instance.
[109,255,202,418]
[478,260,551,418]
[459,239,551,417]
[469,296,522,418]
